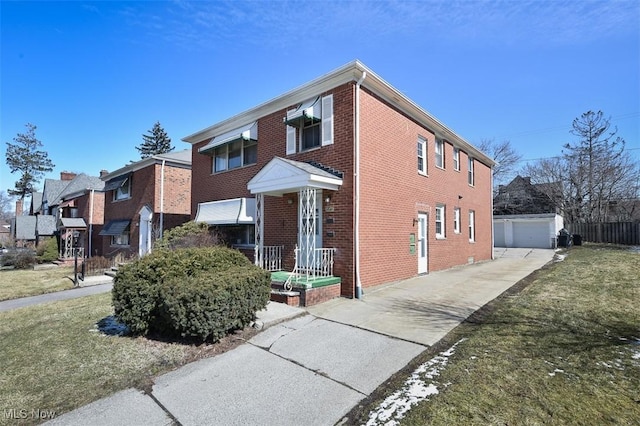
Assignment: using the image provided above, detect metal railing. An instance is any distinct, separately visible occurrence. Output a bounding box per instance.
[259,245,284,271]
[284,246,336,290]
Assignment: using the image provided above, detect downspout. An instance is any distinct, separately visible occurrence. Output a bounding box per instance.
[490,167,495,260]
[88,189,94,257]
[354,70,366,299]
[159,159,166,240]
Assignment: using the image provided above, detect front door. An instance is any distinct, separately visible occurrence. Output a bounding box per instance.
[417,212,428,274]
[139,206,153,257]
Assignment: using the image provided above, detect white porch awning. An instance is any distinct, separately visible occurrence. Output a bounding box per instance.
[198,122,258,154]
[194,198,256,225]
[284,97,321,127]
[247,157,343,196]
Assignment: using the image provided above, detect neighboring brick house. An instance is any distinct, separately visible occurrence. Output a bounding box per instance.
[100,150,191,258]
[493,175,564,249]
[183,60,495,305]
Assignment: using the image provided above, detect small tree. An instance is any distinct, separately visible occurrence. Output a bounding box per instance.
[136,121,174,159]
[5,123,55,199]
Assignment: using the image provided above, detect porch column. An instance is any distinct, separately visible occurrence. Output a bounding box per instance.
[298,187,317,277]
[254,193,264,267]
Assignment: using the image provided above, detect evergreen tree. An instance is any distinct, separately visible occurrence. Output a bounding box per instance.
[5,123,55,199]
[137,121,174,159]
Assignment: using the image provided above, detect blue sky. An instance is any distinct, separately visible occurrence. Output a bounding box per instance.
[2,0,639,197]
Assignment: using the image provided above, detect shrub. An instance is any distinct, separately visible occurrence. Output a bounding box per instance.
[112,246,254,335]
[155,221,221,250]
[13,250,36,269]
[156,267,271,341]
[36,237,59,263]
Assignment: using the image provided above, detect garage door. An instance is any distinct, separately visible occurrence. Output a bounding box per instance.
[494,222,506,247]
[512,221,551,248]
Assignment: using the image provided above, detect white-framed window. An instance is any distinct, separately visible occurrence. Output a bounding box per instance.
[435,139,445,169]
[454,207,461,234]
[453,148,460,171]
[111,232,130,246]
[216,224,256,247]
[114,177,131,201]
[435,204,445,239]
[418,136,427,175]
[468,156,475,186]
[469,210,475,242]
[286,94,333,154]
[213,139,257,173]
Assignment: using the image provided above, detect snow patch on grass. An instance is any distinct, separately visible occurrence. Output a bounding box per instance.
[366,339,465,426]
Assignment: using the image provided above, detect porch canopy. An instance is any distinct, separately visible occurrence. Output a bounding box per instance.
[100,220,130,236]
[247,157,342,197]
[247,157,343,282]
[58,218,87,229]
[194,198,255,225]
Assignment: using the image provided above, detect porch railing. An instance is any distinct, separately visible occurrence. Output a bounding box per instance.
[259,245,284,271]
[284,246,336,290]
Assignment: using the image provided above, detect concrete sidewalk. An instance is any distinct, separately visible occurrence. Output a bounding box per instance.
[0,275,113,312]
[46,248,556,426]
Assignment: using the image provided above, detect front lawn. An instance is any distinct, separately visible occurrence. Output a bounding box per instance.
[356,245,640,425]
[0,267,74,301]
[0,293,255,425]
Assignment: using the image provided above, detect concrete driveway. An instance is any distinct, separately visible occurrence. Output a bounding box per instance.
[307,248,556,346]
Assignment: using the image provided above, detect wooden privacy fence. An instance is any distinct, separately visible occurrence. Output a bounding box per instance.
[568,222,640,245]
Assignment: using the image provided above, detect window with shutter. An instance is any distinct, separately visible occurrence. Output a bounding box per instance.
[286,124,296,155]
[321,94,333,146]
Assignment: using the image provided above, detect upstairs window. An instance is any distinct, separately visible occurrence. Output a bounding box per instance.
[418,136,427,175]
[286,94,333,154]
[435,139,445,169]
[435,204,445,239]
[198,122,258,173]
[114,176,131,201]
[468,156,475,186]
[453,148,460,171]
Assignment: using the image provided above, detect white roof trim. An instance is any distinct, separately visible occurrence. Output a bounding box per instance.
[198,121,258,154]
[247,157,343,196]
[194,198,255,225]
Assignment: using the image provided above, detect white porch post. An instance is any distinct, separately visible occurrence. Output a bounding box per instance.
[254,193,264,268]
[298,187,317,279]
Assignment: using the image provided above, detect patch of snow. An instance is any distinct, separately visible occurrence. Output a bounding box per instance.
[554,253,567,262]
[366,339,465,426]
[548,368,565,377]
[629,246,640,254]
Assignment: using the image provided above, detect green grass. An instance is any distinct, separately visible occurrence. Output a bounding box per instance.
[0,267,75,301]
[356,245,640,425]
[0,293,193,425]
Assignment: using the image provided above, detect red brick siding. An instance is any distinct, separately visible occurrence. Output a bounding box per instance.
[191,83,356,298]
[357,88,493,289]
[75,190,105,256]
[102,163,192,257]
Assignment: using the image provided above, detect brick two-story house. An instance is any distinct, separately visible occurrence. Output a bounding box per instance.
[100,150,192,258]
[184,60,494,305]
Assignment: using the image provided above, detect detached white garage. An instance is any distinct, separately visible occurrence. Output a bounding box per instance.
[494,213,564,249]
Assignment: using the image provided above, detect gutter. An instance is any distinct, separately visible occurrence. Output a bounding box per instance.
[354,70,366,299]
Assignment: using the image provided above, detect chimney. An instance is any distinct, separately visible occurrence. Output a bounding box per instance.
[60,171,77,181]
[100,169,109,178]
[15,199,23,217]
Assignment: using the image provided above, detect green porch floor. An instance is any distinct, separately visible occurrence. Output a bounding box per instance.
[270,271,341,288]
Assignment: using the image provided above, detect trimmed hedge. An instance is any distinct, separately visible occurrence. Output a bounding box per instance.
[112,246,269,340]
[156,267,271,341]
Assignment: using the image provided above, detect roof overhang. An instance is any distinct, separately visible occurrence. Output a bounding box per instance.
[247,157,343,196]
[194,198,255,225]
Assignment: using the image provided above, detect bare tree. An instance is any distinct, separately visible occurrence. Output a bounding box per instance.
[477,139,522,191]
[523,111,640,224]
[0,191,14,221]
